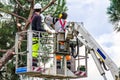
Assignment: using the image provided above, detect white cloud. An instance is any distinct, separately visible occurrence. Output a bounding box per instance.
[66,0,120,80]
[96,32,120,67]
[95,32,120,80]
[66,0,112,37]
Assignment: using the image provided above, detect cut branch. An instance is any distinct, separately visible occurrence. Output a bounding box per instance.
[0,46,15,69]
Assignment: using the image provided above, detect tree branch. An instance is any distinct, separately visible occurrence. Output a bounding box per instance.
[41,0,56,13]
[23,0,35,30]
[15,0,29,11]
[0,49,7,53]
[0,0,35,69]
[0,14,2,17]
[0,8,27,21]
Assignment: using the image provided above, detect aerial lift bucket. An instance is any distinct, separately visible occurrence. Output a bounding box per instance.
[15,30,88,79]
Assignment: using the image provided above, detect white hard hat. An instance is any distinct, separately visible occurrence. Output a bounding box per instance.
[34,3,42,9]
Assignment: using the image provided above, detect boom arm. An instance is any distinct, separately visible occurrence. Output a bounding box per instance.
[70,22,119,80]
[44,15,119,79]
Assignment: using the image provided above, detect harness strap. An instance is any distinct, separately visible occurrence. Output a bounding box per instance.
[59,19,66,31]
[30,15,34,23]
[30,13,37,23]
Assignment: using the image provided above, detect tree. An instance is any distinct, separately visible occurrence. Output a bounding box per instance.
[0,0,67,79]
[107,0,120,32]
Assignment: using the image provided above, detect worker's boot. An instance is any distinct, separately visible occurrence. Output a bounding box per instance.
[32,58,38,67]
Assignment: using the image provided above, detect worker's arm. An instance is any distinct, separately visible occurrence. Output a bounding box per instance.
[36,16,52,34]
[44,15,58,30]
[51,17,58,29]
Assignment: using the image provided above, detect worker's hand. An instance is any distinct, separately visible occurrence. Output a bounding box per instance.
[46,30,52,34]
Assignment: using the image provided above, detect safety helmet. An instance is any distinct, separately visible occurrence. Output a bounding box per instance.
[34,3,42,9]
[59,12,67,19]
[59,13,62,18]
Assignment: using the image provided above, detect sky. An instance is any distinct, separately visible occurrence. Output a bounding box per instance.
[66,0,120,80]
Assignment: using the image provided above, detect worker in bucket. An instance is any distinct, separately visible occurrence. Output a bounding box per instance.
[44,12,68,32]
[55,12,72,69]
[44,12,71,69]
[55,12,68,32]
[45,12,68,51]
[31,3,51,66]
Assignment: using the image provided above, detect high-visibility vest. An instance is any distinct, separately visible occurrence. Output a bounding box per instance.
[32,38,39,58]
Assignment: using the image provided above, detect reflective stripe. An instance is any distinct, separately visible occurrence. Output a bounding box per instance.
[32,38,39,44]
[32,66,45,72]
[74,71,86,77]
[97,48,106,60]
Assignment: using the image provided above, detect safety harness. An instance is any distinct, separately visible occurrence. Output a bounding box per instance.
[58,19,66,32]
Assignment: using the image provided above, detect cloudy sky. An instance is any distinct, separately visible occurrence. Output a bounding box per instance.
[66,0,120,80]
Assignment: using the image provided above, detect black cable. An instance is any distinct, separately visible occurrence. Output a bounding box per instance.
[101,60,109,71]
[70,37,79,58]
[92,49,109,71]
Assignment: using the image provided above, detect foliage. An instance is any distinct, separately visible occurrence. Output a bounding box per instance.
[107,0,120,31]
[0,59,19,80]
[36,0,67,17]
[0,0,67,80]
[40,34,53,65]
[0,20,16,50]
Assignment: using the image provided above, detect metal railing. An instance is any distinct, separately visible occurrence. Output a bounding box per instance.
[15,30,55,69]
